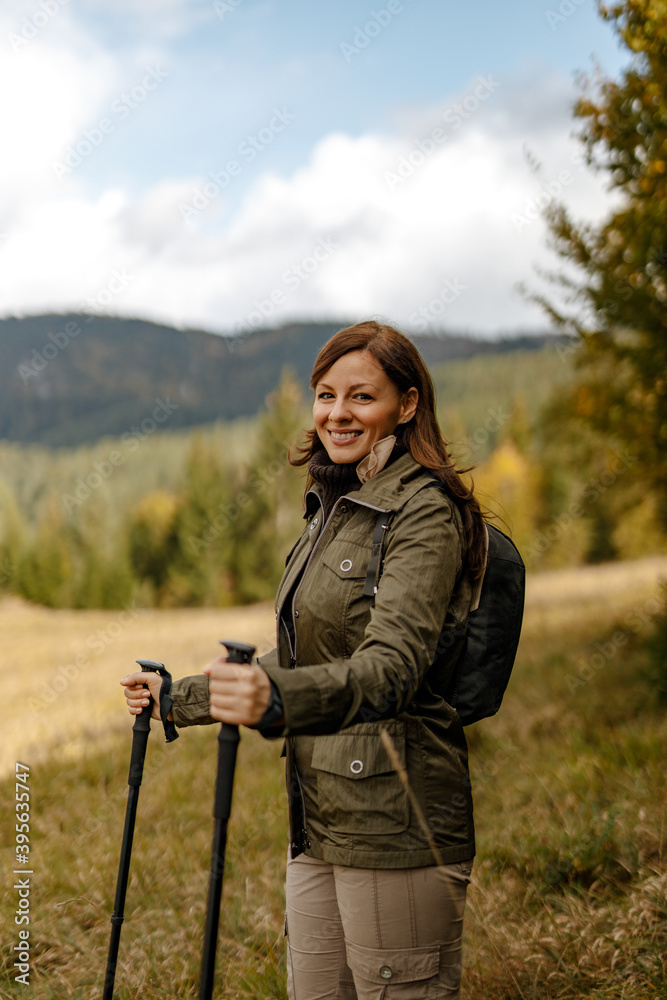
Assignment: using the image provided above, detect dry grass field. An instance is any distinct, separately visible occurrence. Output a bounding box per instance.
[1,599,278,781]
[1,556,666,999]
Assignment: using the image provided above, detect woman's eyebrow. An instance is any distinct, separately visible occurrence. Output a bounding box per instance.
[316,381,378,391]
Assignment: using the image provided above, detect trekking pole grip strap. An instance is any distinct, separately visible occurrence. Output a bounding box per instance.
[135,659,180,744]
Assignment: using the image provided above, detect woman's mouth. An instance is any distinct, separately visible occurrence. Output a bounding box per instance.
[328,429,363,443]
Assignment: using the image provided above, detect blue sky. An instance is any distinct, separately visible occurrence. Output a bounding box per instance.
[0,0,627,335]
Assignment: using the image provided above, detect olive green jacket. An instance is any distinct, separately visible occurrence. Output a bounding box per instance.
[171,452,475,868]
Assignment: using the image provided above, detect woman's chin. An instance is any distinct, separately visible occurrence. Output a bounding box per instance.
[326,451,360,464]
[320,436,365,464]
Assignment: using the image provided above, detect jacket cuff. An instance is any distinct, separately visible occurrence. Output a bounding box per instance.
[257,648,279,670]
[170,674,216,728]
[247,677,285,734]
[261,665,328,734]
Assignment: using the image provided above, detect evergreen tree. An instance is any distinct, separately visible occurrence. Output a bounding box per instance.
[229,369,307,603]
[128,490,180,603]
[68,500,135,609]
[0,488,25,594]
[533,1,667,523]
[16,500,73,607]
[169,435,234,605]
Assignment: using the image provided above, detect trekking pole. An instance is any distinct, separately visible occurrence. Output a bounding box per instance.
[200,639,256,1000]
[103,659,179,1000]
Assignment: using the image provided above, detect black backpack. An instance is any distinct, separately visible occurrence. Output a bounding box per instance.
[363,486,525,726]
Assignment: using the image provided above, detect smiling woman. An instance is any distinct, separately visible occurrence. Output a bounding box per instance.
[312,350,418,464]
[122,319,489,999]
[291,321,487,581]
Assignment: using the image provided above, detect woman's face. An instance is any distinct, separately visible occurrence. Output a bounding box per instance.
[313,350,418,464]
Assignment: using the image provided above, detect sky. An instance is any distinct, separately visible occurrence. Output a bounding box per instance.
[0,0,629,337]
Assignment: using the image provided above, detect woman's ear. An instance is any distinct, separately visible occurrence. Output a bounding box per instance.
[401,388,419,423]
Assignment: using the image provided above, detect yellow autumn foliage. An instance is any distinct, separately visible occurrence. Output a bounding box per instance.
[472,441,540,560]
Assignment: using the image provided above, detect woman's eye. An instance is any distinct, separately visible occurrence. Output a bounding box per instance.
[355,393,373,401]
[317,391,334,400]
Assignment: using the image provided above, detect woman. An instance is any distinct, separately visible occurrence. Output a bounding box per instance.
[122,320,487,999]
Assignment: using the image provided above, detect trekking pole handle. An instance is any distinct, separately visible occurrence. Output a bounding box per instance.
[219,640,256,665]
[126,661,163,788]
[135,659,179,745]
[131,660,164,733]
[212,640,256,822]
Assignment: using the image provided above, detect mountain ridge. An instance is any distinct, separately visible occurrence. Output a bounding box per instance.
[0,313,560,447]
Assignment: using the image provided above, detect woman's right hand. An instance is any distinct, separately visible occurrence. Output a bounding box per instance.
[120,671,163,721]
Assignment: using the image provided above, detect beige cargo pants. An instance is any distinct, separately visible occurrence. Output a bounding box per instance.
[285,852,473,999]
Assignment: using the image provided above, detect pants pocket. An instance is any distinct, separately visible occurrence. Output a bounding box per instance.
[344,941,441,1000]
[454,858,473,882]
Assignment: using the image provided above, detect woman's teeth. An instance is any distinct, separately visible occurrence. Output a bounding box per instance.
[329,430,361,441]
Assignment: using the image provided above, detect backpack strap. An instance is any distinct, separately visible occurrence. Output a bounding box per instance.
[469,523,489,612]
[362,511,394,598]
[362,479,459,601]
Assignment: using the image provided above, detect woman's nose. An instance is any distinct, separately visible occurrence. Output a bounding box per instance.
[329,396,351,421]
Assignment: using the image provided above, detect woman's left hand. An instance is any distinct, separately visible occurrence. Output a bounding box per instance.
[203,656,272,726]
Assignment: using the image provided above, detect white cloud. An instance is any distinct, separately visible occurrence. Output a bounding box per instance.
[0,13,114,212]
[82,0,199,10]
[78,0,216,38]
[0,49,615,335]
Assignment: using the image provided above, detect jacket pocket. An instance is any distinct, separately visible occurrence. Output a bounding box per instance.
[320,539,371,581]
[310,723,409,836]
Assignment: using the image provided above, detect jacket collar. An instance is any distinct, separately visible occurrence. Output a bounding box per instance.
[305,452,435,517]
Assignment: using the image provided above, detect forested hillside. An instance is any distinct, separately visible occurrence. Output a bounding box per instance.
[0,313,558,446]
[0,342,664,612]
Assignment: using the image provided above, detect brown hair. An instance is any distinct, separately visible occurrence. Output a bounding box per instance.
[290,320,487,578]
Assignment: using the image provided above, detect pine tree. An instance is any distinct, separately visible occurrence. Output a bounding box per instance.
[0,488,25,595]
[68,500,135,608]
[16,500,73,607]
[229,369,307,603]
[533,1,667,524]
[169,435,234,605]
[128,490,180,603]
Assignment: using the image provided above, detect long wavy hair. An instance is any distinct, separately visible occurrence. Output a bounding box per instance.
[290,320,487,578]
